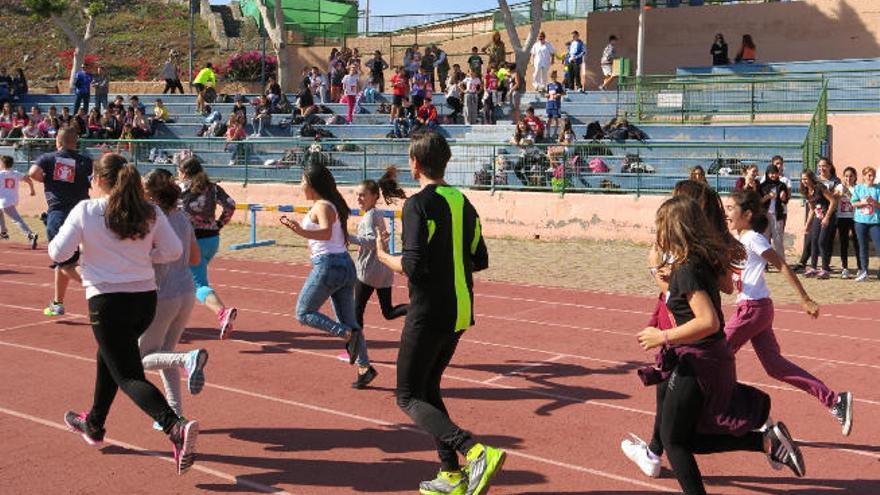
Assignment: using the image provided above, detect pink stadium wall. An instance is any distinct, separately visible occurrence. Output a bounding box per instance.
[585,0,880,88]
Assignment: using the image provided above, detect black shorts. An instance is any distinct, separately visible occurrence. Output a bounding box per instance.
[392,95,404,107]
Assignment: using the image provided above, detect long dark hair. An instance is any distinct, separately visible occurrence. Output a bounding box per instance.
[730,189,769,233]
[179,156,210,195]
[96,153,155,240]
[361,166,407,205]
[673,179,746,265]
[742,34,755,49]
[144,168,180,213]
[656,195,730,278]
[304,159,349,238]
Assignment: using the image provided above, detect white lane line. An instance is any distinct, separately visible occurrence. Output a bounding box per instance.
[0,315,83,333]
[0,341,679,492]
[0,405,296,495]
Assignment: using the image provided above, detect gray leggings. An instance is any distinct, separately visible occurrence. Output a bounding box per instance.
[138,292,196,416]
[0,205,33,236]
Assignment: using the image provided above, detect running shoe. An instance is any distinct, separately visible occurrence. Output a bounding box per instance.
[28,232,38,250]
[816,269,831,280]
[217,307,237,340]
[152,421,163,431]
[352,366,378,389]
[345,329,362,365]
[184,349,209,395]
[64,411,105,446]
[464,443,506,495]
[0,232,8,240]
[854,270,869,282]
[621,433,661,478]
[44,301,65,316]
[830,391,853,436]
[336,351,351,362]
[766,421,805,477]
[840,268,851,279]
[803,267,818,278]
[168,418,199,475]
[420,470,468,495]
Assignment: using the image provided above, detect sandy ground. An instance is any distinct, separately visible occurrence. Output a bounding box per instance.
[7,216,879,307]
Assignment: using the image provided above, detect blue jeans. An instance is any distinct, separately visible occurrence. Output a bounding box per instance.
[191,235,219,303]
[854,222,880,273]
[295,252,369,366]
[74,93,90,114]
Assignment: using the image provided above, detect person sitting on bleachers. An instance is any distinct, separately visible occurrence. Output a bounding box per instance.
[108,96,125,115]
[100,110,119,140]
[252,95,272,137]
[71,107,87,136]
[0,103,11,140]
[224,113,246,166]
[29,106,43,127]
[86,108,103,138]
[415,97,438,130]
[38,115,59,139]
[17,118,41,150]
[265,77,282,108]
[58,106,73,128]
[131,108,152,139]
[522,107,545,142]
[203,105,222,126]
[129,95,146,114]
[511,120,535,146]
[296,82,319,118]
[232,96,248,121]
[153,99,171,123]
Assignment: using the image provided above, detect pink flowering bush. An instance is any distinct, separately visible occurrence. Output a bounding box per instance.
[223,51,277,81]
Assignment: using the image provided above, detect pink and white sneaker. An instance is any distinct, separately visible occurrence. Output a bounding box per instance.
[336,351,351,363]
[218,307,237,340]
[64,410,105,446]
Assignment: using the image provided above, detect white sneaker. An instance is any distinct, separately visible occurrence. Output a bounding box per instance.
[621,433,661,478]
[841,269,850,279]
[854,270,868,282]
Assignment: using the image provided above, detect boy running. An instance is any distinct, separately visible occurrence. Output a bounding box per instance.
[0,155,38,248]
[376,130,505,495]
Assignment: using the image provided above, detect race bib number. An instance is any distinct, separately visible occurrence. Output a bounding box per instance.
[861,204,876,216]
[839,198,854,214]
[731,265,744,294]
[3,178,15,189]
[53,157,77,183]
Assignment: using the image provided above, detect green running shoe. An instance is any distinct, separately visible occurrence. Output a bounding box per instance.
[419,470,467,495]
[464,444,506,495]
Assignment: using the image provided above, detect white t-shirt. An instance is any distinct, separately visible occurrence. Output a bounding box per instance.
[341,74,359,96]
[734,230,771,302]
[0,169,24,208]
[464,76,481,94]
[531,41,555,68]
[835,183,856,219]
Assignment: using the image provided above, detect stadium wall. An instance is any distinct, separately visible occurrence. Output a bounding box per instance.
[585,0,880,88]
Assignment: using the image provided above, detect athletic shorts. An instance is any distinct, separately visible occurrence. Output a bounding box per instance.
[601,64,613,77]
[392,95,404,107]
[46,208,79,267]
[545,102,561,119]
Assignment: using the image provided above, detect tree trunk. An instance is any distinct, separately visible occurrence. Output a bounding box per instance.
[53,11,96,91]
[257,0,291,92]
[514,50,530,83]
[497,0,542,84]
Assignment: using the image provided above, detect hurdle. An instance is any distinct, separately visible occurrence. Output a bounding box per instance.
[229,203,403,254]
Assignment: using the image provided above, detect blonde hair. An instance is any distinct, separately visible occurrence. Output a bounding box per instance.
[862,166,876,177]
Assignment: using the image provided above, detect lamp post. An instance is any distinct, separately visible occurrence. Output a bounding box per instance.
[636,0,646,77]
[189,0,196,92]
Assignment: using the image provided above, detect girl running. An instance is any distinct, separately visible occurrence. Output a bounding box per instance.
[851,166,880,281]
[178,157,238,338]
[725,189,853,435]
[631,195,805,494]
[835,167,861,278]
[50,153,198,475]
[344,167,410,388]
[140,168,209,427]
[280,160,367,381]
[800,169,838,279]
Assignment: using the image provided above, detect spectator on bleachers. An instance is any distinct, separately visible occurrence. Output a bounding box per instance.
[18,119,41,150]
[296,81,318,118]
[836,166,860,278]
[365,51,388,93]
[735,34,756,64]
[445,80,463,124]
[711,34,730,66]
[92,66,110,115]
[129,95,146,114]
[484,65,499,125]
[463,69,481,125]
[599,35,618,91]
[328,47,340,71]
[72,65,92,114]
[523,106,545,142]
[349,48,362,72]
[0,102,10,140]
[8,105,30,140]
[548,118,575,167]
[851,166,880,281]
[86,108,102,138]
[483,32,507,69]
[433,45,450,93]
[450,64,466,86]
[161,51,185,94]
[12,68,28,100]
[0,68,11,106]
[530,32,555,93]
[109,96,125,115]
[38,115,59,139]
[411,66,430,115]
[468,47,484,76]
[760,163,789,259]
[511,120,535,146]
[545,70,565,138]
[29,106,42,127]
[231,96,248,122]
[509,63,524,122]
[153,99,170,123]
[420,46,436,92]
[497,63,510,104]
[341,66,360,124]
[409,44,422,79]
[117,122,134,154]
[310,67,329,105]
[100,110,119,139]
[390,67,408,122]
[131,108,152,139]
[224,114,246,166]
[329,61,345,103]
[689,165,708,184]
[59,106,73,127]
[567,31,585,91]
[415,97,438,130]
[252,95,272,137]
[265,77,282,108]
[734,164,760,192]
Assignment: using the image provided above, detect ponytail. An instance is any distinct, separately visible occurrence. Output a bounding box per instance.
[377,166,407,205]
[96,153,155,240]
[180,156,210,195]
[303,158,349,240]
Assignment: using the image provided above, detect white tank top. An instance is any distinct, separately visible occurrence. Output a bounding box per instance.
[302,200,347,258]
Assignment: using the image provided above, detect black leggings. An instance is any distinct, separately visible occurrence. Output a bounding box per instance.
[648,365,765,495]
[354,280,408,328]
[87,291,180,433]
[808,216,836,270]
[837,217,861,270]
[163,79,185,94]
[396,324,477,471]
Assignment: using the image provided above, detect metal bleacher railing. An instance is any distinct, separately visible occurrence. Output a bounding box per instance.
[6,137,806,197]
[591,0,788,10]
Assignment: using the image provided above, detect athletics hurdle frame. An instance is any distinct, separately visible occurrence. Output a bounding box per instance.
[229,203,402,254]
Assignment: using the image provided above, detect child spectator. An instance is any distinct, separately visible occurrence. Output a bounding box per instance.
[496,64,510,104]
[311,67,329,104]
[467,47,484,76]
[341,66,360,124]
[416,97,438,130]
[523,106,545,141]
[224,114,246,166]
[252,95,272,137]
[463,70,481,125]
[330,61,345,103]
[545,71,565,138]
[850,166,880,281]
[390,67,409,122]
[835,167,860,278]
[445,80,463,124]
[0,155,38,248]
[296,83,318,118]
[366,51,389,93]
[411,67,429,115]
[482,71,497,125]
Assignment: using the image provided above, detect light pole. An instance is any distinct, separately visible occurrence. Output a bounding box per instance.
[261,27,267,86]
[636,0,646,77]
[189,0,196,92]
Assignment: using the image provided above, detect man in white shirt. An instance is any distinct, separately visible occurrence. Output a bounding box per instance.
[530,32,555,92]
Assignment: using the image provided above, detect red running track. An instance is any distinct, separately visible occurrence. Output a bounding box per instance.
[0,244,878,494]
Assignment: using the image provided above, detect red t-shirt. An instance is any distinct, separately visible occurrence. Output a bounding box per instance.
[391,74,409,97]
[524,115,544,136]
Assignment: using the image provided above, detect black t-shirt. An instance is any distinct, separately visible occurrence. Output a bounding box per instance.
[665,260,725,345]
[807,183,831,219]
[36,149,93,212]
[298,88,314,108]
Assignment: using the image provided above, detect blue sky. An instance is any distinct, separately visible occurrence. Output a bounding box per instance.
[209,0,501,17]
